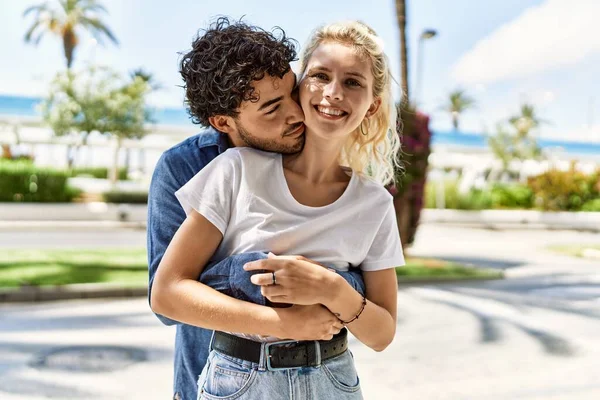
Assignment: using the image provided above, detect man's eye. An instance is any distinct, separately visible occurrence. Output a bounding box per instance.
[265,105,280,115]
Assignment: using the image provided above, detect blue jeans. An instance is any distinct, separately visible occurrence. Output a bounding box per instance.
[197,346,363,400]
[201,252,366,305]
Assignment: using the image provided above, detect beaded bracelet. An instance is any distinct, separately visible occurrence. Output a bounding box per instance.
[339,295,367,325]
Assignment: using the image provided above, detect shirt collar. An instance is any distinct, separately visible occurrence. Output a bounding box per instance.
[196,126,230,154]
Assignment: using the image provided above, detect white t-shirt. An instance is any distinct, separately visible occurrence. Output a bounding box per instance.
[175,147,405,272]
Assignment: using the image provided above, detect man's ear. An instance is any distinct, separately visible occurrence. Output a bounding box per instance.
[365,97,382,118]
[208,115,236,134]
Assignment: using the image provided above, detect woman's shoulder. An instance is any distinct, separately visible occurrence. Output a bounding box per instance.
[352,172,393,201]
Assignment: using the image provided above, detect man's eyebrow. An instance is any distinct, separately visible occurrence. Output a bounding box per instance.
[257,96,283,111]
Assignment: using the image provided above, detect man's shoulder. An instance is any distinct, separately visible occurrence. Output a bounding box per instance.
[162,128,227,160]
[151,128,229,187]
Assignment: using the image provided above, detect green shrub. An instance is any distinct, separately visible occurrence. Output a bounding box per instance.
[490,184,534,209]
[71,167,128,180]
[527,168,599,211]
[102,190,148,204]
[0,160,78,202]
[581,199,600,212]
[425,180,492,210]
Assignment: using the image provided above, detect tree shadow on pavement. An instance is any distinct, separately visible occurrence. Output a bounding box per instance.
[0,311,157,333]
[428,298,577,357]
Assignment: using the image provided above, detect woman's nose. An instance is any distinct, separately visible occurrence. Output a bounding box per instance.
[323,81,343,101]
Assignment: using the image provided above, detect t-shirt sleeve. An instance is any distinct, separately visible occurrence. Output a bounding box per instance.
[174,149,240,235]
[361,198,406,271]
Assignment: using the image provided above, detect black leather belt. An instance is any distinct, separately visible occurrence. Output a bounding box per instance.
[211,329,348,371]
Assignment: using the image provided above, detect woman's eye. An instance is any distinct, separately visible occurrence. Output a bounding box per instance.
[346,79,362,87]
[312,73,328,80]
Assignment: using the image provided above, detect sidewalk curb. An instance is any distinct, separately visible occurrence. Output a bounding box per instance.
[0,221,146,231]
[0,275,505,303]
[397,274,504,287]
[0,284,148,303]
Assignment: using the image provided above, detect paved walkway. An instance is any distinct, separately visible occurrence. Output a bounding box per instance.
[1,225,599,399]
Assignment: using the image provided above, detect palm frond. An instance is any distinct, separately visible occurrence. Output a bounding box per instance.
[23,2,49,17]
[82,16,118,44]
[23,20,43,42]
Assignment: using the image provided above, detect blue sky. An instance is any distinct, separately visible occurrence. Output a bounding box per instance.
[1,0,599,141]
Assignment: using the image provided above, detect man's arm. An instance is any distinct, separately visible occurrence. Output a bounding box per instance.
[151,210,343,340]
[147,151,191,326]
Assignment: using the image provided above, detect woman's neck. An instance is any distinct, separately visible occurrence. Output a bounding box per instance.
[282,133,348,184]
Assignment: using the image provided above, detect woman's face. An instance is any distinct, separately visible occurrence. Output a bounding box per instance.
[299,41,380,141]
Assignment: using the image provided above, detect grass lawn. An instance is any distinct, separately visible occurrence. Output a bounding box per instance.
[397,257,503,282]
[548,244,600,258]
[0,248,148,288]
[0,249,502,288]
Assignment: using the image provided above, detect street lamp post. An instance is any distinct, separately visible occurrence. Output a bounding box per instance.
[414,29,438,106]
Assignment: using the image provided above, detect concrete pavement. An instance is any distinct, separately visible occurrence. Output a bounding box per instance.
[1,224,600,399]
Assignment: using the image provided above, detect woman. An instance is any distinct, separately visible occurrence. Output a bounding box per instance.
[152,20,403,399]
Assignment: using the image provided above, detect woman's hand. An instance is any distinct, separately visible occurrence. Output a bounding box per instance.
[243,253,338,306]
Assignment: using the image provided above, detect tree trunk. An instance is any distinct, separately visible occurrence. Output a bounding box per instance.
[396,0,410,104]
[452,114,459,130]
[109,136,122,188]
[393,193,412,249]
[63,29,76,69]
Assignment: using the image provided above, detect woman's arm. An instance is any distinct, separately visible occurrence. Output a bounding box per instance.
[151,210,343,340]
[245,257,397,351]
[323,269,397,352]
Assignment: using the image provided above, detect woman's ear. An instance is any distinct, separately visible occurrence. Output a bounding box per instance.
[365,97,382,118]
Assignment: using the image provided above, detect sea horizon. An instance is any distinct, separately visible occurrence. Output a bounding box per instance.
[1,94,599,157]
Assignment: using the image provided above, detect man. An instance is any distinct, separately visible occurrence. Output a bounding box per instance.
[149,18,367,400]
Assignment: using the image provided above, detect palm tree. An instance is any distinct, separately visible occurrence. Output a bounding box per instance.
[444,89,475,131]
[395,0,409,104]
[509,103,546,137]
[23,0,118,69]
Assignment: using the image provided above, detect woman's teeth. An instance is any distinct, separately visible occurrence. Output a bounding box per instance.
[316,106,346,116]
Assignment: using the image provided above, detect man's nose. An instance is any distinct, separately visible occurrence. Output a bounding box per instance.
[286,97,304,124]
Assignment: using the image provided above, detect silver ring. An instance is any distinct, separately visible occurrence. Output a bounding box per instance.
[272,271,277,285]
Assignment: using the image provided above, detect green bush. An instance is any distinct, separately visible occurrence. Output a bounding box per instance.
[490,184,534,209]
[71,167,128,180]
[102,190,148,204]
[527,168,599,211]
[0,160,79,202]
[425,180,492,210]
[581,199,600,212]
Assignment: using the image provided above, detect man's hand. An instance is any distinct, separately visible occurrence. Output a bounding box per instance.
[243,253,339,306]
[275,304,344,341]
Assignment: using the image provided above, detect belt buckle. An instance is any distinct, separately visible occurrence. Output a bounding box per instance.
[265,340,321,371]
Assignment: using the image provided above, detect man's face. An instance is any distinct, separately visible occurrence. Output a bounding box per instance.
[232,70,305,154]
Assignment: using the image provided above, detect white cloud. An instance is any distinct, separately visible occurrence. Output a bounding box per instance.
[452,0,600,85]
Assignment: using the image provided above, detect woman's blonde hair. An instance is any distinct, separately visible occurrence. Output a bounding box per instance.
[299,21,401,185]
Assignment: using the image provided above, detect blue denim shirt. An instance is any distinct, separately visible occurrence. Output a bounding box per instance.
[148,128,366,400]
[147,128,229,400]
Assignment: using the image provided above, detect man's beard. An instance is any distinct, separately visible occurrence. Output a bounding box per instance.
[236,121,305,154]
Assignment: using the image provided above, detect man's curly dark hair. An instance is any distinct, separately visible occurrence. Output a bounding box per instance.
[179,17,298,127]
